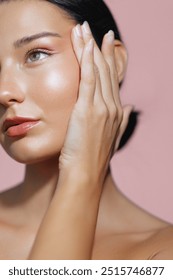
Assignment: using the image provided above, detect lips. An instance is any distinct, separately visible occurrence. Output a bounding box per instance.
[3,117,39,137]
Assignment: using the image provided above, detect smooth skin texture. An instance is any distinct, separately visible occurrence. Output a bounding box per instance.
[0,0,172,260]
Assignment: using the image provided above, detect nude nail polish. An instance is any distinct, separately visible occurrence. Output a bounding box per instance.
[75,24,82,37]
[83,21,92,35]
[107,30,115,44]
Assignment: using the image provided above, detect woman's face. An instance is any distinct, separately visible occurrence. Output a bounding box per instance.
[0,0,80,163]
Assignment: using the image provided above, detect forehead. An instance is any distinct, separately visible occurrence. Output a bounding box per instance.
[0,0,74,42]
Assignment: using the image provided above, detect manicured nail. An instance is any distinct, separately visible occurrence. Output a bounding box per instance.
[83,21,92,35]
[106,30,115,44]
[75,24,82,37]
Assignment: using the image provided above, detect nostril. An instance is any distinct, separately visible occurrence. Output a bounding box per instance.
[9,99,18,102]
[0,88,25,106]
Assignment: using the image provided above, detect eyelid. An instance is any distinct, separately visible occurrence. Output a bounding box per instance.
[25,47,55,63]
[25,46,57,63]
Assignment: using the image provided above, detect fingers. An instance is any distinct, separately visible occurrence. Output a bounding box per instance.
[71,22,128,130]
[71,23,134,167]
[71,24,85,64]
[114,105,134,152]
[81,22,115,109]
[78,39,96,105]
[72,23,103,106]
[101,32,121,108]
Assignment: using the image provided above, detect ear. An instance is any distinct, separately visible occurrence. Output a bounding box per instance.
[114,40,128,83]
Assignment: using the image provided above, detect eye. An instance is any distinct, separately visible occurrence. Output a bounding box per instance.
[26,50,50,63]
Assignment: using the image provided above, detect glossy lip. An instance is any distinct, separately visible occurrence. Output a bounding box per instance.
[3,117,40,137]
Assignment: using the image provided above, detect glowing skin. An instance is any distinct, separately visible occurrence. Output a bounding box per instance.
[0,0,80,163]
[0,0,173,261]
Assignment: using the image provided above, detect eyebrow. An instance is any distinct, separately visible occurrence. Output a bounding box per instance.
[14,32,61,48]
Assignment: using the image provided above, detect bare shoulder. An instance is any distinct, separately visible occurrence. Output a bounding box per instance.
[0,184,23,226]
[148,225,173,259]
[93,212,173,260]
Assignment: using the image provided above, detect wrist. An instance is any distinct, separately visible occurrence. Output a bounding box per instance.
[56,168,102,198]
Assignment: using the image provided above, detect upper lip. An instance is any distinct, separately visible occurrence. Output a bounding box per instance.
[2,117,39,132]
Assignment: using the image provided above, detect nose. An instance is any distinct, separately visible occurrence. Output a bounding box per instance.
[0,65,25,107]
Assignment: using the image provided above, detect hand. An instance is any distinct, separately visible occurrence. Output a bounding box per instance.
[29,23,133,260]
[58,22,133,189]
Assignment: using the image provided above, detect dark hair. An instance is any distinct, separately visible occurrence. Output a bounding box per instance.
[46,0,122,48]
[0,0,122,48]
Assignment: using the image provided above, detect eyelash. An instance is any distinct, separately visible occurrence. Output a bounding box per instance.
[25,48,53,64]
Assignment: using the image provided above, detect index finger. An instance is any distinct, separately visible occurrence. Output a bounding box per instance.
[101,32,122,108]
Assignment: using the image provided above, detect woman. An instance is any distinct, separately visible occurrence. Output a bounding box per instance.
[0,0,172,260]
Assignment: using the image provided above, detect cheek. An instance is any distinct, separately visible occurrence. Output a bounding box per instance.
[30,53,80,113]
[1,53,80,163]
[43,62,80,135]
[28,53,80,151]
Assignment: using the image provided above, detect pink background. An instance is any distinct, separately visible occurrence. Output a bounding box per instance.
[0,0,173,223]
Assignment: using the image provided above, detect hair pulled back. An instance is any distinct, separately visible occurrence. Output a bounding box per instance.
[0,0,122,48]
[46,0,122,48]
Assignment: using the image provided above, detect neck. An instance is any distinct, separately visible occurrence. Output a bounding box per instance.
[19,160,143,233]
[18,157,59,223]
[96,171,165,237]
[96,173,123,235]
[24,157,59,194]
[20,160,125,227]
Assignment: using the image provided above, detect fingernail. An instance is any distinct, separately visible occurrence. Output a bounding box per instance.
[83,21,92,35]
[106,30,115,44]
[75,24,82,37]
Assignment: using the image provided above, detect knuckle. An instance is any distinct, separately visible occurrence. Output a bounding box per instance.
[102,61,110,74]
[94,65,100,76]
[108,106,123,125]
[106,62,111,74]
[82,73,96,86]
[109,106,117,119]
[96,104,109,119]
[117,108,123,124]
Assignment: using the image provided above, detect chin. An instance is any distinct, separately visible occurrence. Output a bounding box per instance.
[7,150,60,165]
[2,137,62,165]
